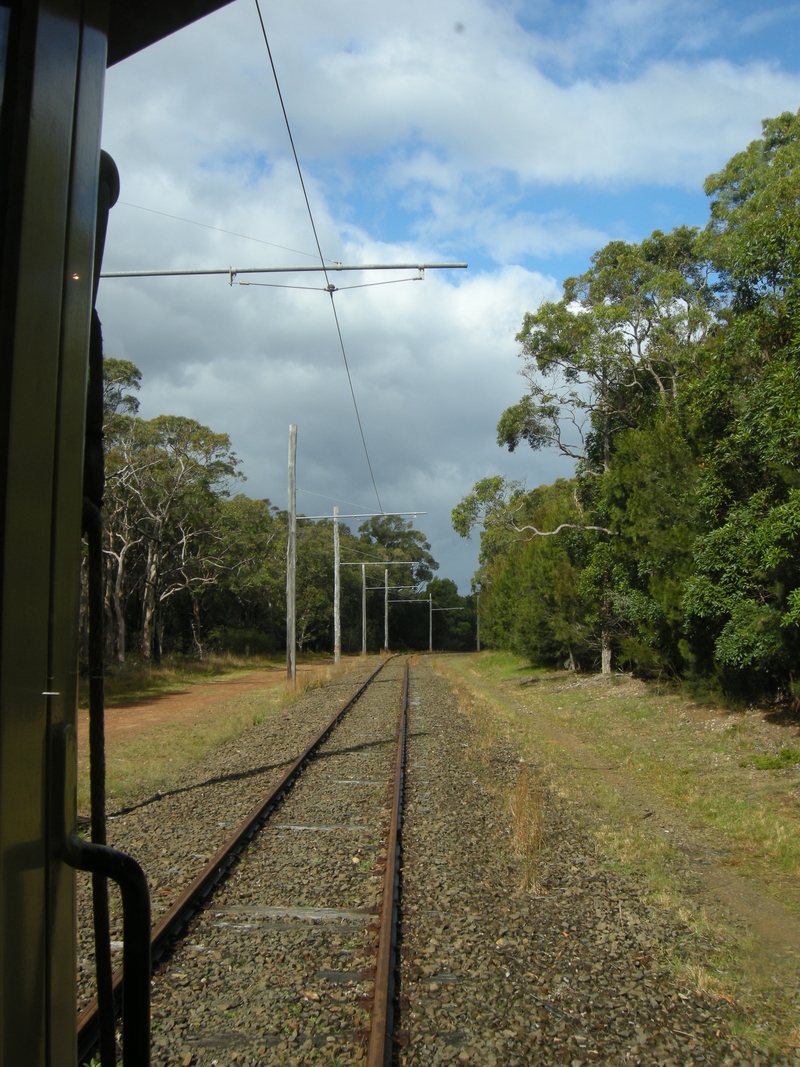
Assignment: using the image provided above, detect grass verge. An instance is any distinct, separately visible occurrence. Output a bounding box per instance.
[431,651,800,1058]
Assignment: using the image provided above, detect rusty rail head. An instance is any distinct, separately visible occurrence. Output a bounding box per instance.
[367,661,408,1067]
[77,657,392,1062]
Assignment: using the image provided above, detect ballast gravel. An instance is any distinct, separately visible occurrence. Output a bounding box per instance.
[146,658,407,1066]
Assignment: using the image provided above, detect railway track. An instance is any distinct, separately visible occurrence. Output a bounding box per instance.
[78,658,752,1067]
[79,656,408,1065]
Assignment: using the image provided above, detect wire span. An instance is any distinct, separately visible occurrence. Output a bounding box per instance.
[240,276,421,294]
[117,201,334,263]
[297,488,375,511]
[333,277,422,292]
[240,281,329,292]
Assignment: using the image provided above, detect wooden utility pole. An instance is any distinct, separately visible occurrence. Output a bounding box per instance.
[361,563,367,656]
[333,506,341,664]
[384,568,389,652]
[286,424,297,683]
[429,593,433,653]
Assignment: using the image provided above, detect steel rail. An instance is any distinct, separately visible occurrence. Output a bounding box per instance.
[77,657,392,1061]
[367,662,408,1067]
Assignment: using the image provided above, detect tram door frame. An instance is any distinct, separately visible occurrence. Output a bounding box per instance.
[0,1,107,1063]
[0,2,240,1061]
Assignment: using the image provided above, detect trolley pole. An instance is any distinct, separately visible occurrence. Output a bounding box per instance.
[429,593,433,653]
[333,506,341,664]
[477,591,481,652]
[361,563,367,656]
[286,424,297,683]
[384,568,389,652]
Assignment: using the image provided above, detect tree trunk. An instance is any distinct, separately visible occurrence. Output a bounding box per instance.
[191,596,203,658]
[112,557,126,664]
[566,647,576,672]
[140,538,159,660]
[601,625,612,675]
[103,552,115,662]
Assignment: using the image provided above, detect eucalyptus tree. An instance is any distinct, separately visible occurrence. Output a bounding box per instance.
[103,398,241,660]
[683,110,800,691]
[199,495,284,655]
[486,228,715,671]
[136,416,241,660]
[357,515,438,585]
[498,226,716,474]
[102,358,144,662]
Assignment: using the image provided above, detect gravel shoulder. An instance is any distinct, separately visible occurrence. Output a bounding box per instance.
[429,653,800,1058]
[398,662,784,1066]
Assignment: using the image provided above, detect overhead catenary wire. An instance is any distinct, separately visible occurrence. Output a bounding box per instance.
[328,293,383,513]
[117,201,335,263]
[253,0,384,514]
[252,0,329,283]
[297,488,377,511]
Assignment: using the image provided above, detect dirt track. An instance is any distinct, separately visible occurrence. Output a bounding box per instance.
[76,666,320,754]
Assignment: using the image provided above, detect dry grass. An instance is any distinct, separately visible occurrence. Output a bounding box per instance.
[451,672,544,889]
[509,761,545,890]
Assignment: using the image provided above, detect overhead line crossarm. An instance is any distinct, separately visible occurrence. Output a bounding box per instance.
[101,263,468,279]
[340,561,416,566]
[299,512,426,520]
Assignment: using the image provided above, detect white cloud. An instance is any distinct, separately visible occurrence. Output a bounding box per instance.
[105,0,800,194]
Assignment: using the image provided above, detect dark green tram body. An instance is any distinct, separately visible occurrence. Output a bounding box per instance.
[0,3,231,1062]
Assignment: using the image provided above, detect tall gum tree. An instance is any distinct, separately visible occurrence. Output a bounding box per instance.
[102,358,143,662]
[460,228,714,673]
[136,416,241,660]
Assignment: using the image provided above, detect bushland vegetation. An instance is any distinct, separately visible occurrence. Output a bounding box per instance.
[89,362,475,666]
[455,110,800,702]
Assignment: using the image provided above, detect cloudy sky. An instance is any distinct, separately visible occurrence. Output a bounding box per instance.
[98,0,800,592]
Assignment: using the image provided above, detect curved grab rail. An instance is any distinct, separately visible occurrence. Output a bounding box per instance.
[53,724,151,1067]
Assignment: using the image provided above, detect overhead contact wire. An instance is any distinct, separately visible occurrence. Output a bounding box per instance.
[253,0,384,514]
[328,293,383,512]
[252,0,329,284]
